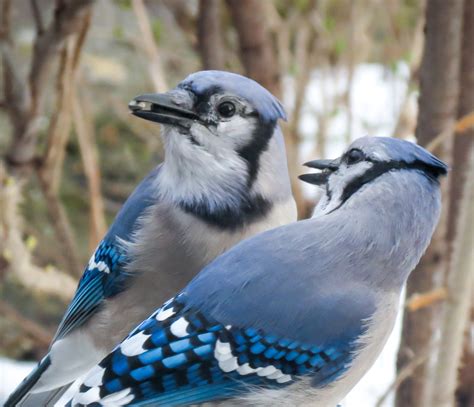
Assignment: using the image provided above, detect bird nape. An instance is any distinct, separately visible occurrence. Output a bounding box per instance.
[67,136,446,406]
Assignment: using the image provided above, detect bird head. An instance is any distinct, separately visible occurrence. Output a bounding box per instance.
[300,136,448,215]
[129,71,292,228]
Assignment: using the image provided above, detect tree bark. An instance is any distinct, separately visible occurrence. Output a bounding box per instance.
[198,0,224,70]
[430,150,473,406]
[225,0,280,97]
[395,1,464,406]
[5,0,95,170]
[453,1,474,405]
[447,0,474,247]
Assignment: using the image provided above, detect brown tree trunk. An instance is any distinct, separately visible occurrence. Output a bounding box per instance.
[198,0,224,70]
[225,0,280,97]
[453,1,474,405]
[395,1,464,406]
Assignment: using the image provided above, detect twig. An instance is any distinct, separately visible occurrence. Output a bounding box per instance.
[0,299,53,347]
[131,0,167,93]
[6,0,95,168]
[37,10,92,277]
[375,346,433,407]
[29,0,44,35]
[42,9,91,190]
[405,287,447,311]
[0,165,77,300]
[426,110,474,152]
[72,87,107,250]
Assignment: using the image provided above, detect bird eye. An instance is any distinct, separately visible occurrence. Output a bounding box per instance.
[217,101,236,118]
[345,149,365,165]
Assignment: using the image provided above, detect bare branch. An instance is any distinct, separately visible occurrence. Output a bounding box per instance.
[73,87,107,250]
[0,165,77,300]
[405,287,447,311]
[35,10,92,277]
[30,0,44,35]
[376,346,433,407]
[6,0,95,169]
[132,0,167,93]
[28,0,94,117]
[42,9,91,190]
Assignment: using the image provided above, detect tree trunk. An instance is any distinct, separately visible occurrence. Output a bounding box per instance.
[453,1,474,405]
[197,0,224,70]
[430,150,473,406]
[225,0,280,97]
[395,1,464,406]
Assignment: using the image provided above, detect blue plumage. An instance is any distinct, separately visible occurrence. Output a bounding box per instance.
[70,295,358,406]
[54,239,127,340]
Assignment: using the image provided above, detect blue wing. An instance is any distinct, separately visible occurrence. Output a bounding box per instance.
[53,239,128,340]
[68,296,360,406]
[54,165,161,340]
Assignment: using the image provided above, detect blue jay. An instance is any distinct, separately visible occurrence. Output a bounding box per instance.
[67,136,447,406]
[6,71,296,406]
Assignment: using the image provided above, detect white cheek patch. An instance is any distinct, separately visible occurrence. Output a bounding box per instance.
[215,116,256,149]
[157,126,250,211]
[321,161,374,214]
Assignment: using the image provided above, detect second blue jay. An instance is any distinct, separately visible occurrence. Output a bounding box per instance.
[6,71,296,406]
[68,136,447,406]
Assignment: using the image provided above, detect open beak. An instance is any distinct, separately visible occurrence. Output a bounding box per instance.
[129,92,199,129]
[298,158,340,186]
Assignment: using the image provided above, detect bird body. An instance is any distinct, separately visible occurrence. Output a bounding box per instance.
[68,136,447,406]
[6,71,295,406]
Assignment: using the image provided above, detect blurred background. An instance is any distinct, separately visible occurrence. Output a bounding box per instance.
[0,0,472,406]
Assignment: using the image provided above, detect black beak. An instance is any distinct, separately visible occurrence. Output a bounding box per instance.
[298,158,340,186]
[303,158,340,170]
[129,92,199,129]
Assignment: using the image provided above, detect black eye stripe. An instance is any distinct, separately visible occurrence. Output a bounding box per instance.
[327,159,444,214]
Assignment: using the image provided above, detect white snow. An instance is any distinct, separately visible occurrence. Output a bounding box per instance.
[0,357,36,404]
